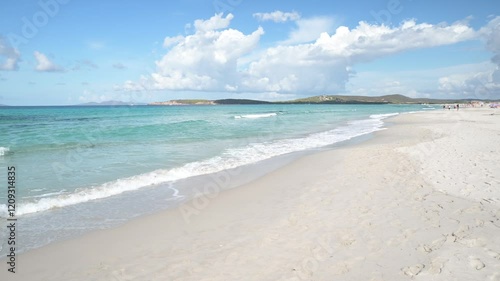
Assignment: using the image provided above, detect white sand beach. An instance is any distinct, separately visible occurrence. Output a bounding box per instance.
[2,108,499,281]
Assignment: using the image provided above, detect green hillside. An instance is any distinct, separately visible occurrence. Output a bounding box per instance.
[148,94,496,106]
[290,94,430,104]
[215,99,271,105]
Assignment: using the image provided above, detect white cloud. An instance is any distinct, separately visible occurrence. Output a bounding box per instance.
[313,20,475,62]
[244,19,476,94]
[163,35,184,48]
[436,16,500,99]
[348,62,497,99]
[0,36,21,71]
[283,16,336,44]
[194,13,233,31]
[34,51,64,72]
[438,65,499,100]
[347,74,424,98]
[124,13,264,92]
[481,16,500,55]
[123,14,489,97]
[253,11,301,23]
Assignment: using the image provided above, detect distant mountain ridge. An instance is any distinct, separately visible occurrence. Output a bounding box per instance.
[286,94,477,104]
[149,94,496,106]
[1,95,494,107]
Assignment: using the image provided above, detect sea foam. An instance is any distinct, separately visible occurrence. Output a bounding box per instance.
[0,146,9,156]
[0,113,398,217]
[234,113,277,119]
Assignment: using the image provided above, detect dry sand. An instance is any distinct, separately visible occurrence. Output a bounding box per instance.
[2,108,499,281]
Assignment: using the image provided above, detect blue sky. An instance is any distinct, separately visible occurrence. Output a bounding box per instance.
[0,0,499,105]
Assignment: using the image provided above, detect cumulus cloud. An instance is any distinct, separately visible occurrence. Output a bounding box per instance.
[313,20,475,62]
[194,13,234,31]
[438,64,499,100]
[124,13,264,92]
[482,16,500,55]
[244,19,476,93]
[34,51,64,72]
[0,36,21,71]
[123,14,484,96]
[480,16,500,96]
[163,35,184,48]
[253,11,301,23]
[437,16,500,99]
[283,16,336,44]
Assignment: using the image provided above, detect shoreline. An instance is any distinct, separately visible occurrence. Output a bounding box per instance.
[0,106,404,257]
[2,108,499,280]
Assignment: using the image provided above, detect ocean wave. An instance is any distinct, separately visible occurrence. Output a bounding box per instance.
[369,113,399,119]
[0,147,10,156]
[0,112,398,217]
[0,160,230,217]
[25,190,68,199]
[234,113,277,119]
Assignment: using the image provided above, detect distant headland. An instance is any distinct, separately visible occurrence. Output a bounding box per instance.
[1,94,496,107]
[147,94,496,106]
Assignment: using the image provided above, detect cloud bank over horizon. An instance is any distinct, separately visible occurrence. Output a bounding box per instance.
[121,12,499,100]
[437,16,500,100]
[1,1,499,105]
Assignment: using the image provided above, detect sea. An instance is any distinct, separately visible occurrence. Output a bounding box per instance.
[0,103,434,255]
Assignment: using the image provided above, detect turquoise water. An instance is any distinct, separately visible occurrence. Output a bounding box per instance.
[0,104,433,253]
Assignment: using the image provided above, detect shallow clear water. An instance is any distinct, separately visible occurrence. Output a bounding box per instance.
[0,103,433,254]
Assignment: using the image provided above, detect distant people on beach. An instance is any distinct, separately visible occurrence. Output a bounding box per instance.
[441,103,469,110]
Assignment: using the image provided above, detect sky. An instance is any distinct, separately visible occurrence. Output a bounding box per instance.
[0,0,499,105]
